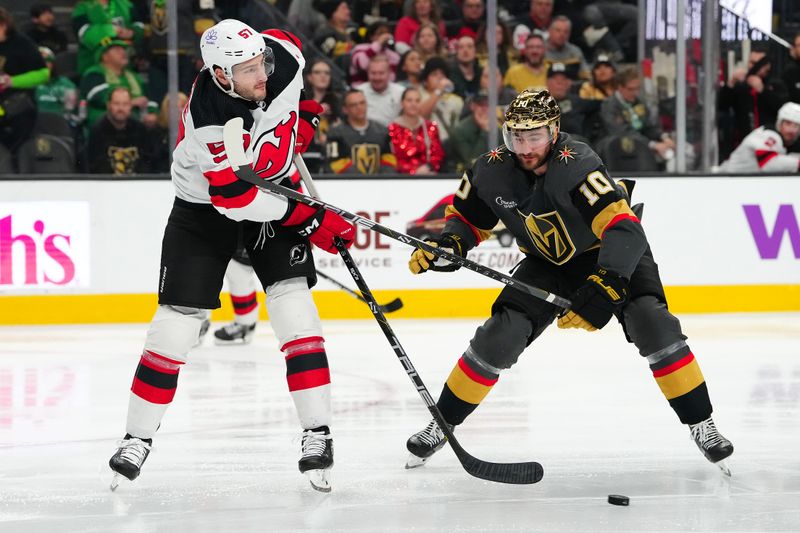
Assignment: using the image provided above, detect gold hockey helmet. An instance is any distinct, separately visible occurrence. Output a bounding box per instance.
[504,89,561,137]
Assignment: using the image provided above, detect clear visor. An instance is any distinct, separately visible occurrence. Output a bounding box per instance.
[231,48,275,82]
[502,125,553,153]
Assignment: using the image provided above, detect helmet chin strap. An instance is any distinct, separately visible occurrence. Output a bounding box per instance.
[211,70,259,102]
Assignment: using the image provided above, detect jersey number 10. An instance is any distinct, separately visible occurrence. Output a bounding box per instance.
[577,171,614,206]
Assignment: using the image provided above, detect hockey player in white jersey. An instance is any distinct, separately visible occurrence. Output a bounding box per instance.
[108,19,354,493]
[719,102,800,173]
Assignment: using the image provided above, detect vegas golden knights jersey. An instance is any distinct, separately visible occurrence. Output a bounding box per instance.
[444,133,647,278]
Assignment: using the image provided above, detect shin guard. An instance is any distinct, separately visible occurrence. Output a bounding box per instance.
[283,336,331,429]
[648,343,712,425]
[437,352,499,426]
[127,351,183,439]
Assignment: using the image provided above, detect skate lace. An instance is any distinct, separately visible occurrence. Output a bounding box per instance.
[116,438,151,467]
[690,418,725,449]
[417,420,444,447]
[301,429,331,459]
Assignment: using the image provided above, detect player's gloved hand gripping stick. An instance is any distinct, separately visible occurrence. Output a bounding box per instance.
[223,117,545,484]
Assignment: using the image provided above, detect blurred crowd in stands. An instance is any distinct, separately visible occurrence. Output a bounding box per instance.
[0,0,798,176]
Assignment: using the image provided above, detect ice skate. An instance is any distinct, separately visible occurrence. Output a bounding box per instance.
[213,322,256,345]
[405,419,451,469]
[298,426,333,492]
[109,434,152,491]
[689,417,734,476]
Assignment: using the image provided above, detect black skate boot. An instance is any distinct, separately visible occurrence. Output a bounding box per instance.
[689,417,734,476]
[406,418,452,469]
[109,434,152,490]
[299,426,333,492]
[213,322,256,345]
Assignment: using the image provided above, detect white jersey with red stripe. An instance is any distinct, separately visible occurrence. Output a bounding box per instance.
[171,30,306,222]
[719,126,800,173]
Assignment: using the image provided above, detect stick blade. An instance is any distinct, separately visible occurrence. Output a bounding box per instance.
[460,456,544,485]
[378,298,404,313]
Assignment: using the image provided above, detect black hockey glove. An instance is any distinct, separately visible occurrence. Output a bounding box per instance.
[558,266,629,331]
[408,234,465,274]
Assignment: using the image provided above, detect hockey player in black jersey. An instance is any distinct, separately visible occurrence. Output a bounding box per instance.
[108,19,353,492]
[405,89,734,475]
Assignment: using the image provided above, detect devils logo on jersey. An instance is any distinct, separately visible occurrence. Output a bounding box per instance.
[253,111,297,180]
[289,244,308,266]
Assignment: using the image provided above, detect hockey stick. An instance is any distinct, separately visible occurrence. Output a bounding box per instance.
[290,154,543,485]
[292,156,404,314]
[316,269,404,313]
[221,117,570,310]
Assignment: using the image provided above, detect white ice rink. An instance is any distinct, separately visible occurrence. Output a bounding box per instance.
[1,313,798,532]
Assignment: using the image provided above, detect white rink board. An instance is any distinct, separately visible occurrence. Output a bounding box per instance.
[0,176,797,296]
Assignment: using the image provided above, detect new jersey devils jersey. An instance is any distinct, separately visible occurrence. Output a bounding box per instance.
[443,133,647,278]
[172,30,306,222]
[719,126,800,173]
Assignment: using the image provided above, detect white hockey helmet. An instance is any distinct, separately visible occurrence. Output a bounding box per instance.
[777,102,800,127]
[200,19,274,98]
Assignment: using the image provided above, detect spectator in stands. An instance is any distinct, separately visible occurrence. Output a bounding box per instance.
[142,0,202,105]
[35,46,80,125]
[418,57,463,142]
[0,8,49,154]
[449,91,500,172]
[388,87,444,175]
[546,62,595,139]
[718,51,788,154]
[545,16,590,81]
[350,21,401,85]
[305,59,342,148]
[582,0,638,63]
[782,32,800,104]
[601,66,675,162]
[479,65,517,108]
[25,3,68,55]
[511,0,553,51]
[503,33,547,93]
[312,0,355,61]
[397,50,423,89]
[476,22,516,76]
[394,0,447,55]
[446,0,485,41]
[413,23,448,65]
[358,54,405,127]
[88,86,153,174]
[80,39,157,129]
[150,91,188,173]
[72,0,145,75]
[326,89,396,174]
[718,101,800,173]
[449,36,482,99]
[579,54,616,100]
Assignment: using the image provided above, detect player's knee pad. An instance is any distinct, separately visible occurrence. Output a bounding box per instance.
[622,295,687,358]
[265,277,323,347]
[144,305,208,363]
[469,306,533,371]
[226,258,258,295]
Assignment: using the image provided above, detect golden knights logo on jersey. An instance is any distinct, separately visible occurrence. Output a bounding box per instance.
[352,144,380,174]
[518,209,576,265]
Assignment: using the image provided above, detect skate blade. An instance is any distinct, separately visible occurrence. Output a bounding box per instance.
[715,459,732,477]
[110,472,128,492]
[213,337,254,346]
[405,453,430,469]
[305,469,331,493]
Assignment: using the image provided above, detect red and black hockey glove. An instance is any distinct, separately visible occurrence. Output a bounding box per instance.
[558,266,629,331]
[408,234,465,274]
[295,99,323,154]
[282,200,355,254]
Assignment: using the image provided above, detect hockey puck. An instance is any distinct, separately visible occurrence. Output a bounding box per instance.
[608,494,629,506]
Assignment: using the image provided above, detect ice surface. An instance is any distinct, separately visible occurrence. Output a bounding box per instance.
[0,314,798,532]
